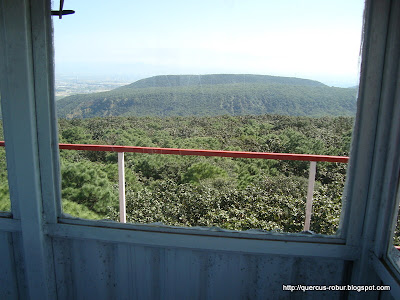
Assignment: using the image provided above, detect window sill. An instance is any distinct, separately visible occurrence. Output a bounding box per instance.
[47,216,358,259]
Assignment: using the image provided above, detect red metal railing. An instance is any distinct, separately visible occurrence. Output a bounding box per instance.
[58,143,349,163]
[0,141,349,228]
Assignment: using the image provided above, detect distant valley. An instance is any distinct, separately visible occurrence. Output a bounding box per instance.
[56,74,358,119]
[55,76,130,100]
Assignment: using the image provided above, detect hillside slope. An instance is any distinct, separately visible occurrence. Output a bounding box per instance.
[57,74,356,119]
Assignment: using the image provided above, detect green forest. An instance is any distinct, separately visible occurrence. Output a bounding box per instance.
[121,74,327,89]
[1,114,399,242]
[57,74,357,119]
[0,74,397,241]
[0,114,353,234]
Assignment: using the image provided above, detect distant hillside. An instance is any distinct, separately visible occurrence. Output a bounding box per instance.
[119,74,327,89]
[57,74,357,119]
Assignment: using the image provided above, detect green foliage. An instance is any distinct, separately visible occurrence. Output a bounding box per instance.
[122,175,341,233]
[55,114,353,234]
[62,199,104,220]
[181,162,227,184]
[0,147,10,212]
[0,192,10,211]
[9,80,400,240]
[57,75,357,119]
[311,183,343,234]
[0,114,359,235]
[122,74,327,89]
[61,160,118,216]
[61,126,91,144]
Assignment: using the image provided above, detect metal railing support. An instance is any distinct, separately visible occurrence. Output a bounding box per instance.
[0,141,348,228]
[304,161,317,231]
[118,152,126,223]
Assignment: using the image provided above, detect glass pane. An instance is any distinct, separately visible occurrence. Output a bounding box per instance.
[388,180,400,272]
[53,0,364,234]
[0,93,10,212]
[393,204,400,247]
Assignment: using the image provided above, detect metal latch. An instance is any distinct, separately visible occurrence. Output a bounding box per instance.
[51,0,75,19]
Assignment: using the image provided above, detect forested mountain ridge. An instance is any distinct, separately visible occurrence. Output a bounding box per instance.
[118,74,327,89]
[56,74,357,119]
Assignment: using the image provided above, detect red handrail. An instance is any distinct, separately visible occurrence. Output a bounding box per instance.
[0,141,349,163]
[0,140,349,226]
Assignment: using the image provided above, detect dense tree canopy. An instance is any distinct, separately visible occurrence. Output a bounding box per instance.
[54,115,354,235]
[1,113,398,242]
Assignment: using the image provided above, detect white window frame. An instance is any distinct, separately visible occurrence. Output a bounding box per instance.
[1,0,400,298]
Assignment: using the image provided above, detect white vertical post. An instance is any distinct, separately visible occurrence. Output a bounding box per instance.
[118,152,126,223]
[0,0,58,297]
[304,161,317,231]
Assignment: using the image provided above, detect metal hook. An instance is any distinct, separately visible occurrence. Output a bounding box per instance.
[51,0,75,19]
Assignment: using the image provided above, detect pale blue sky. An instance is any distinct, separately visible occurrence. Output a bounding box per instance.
[53,0,365,86]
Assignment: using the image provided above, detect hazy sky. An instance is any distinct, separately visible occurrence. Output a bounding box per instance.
[53,0,365,87]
